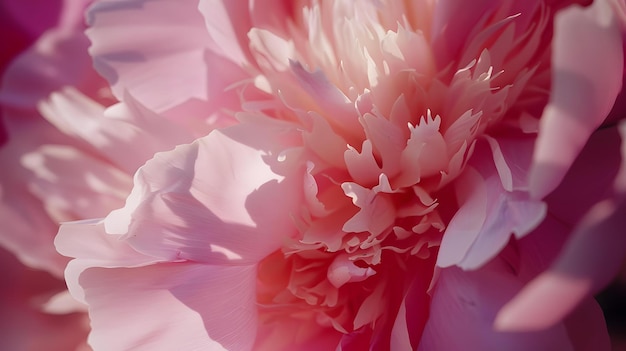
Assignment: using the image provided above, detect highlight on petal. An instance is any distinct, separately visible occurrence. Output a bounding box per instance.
[104,122,303,264]
[39,88,193,174]
[496,124,626,334]
[82,263,258,351]
[86,0,229,114]
[530,0,624,198]
[57,219,260,350]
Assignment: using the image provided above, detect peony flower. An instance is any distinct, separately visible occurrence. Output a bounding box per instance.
[31,0,626,349]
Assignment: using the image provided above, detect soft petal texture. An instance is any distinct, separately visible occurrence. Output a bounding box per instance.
[437,140,546,269]
[86,0,244,132]
[418,265,576,351]
[420,245,610,351]
[56,221,259,350]
[530,0,624,198]
[496,124,626,332]
[0,0,101,277]
[0,0,111,111]
[56,122,304,349]
[44,0,626,349]
[103,121,303,264]
[82,263,258,350]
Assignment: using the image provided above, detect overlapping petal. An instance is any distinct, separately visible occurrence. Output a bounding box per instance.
[530,0,624,198]
[86,0,244,127]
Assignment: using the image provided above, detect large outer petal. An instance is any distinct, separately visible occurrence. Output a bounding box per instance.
[418,263,575,351]
[86,0,245,122]
[530,0,624,198]
[496,124,624,333]
[82,263,258,351]
[38,88,193,174]
[104,121,303,264]
[0,117,81,276]
[56,221,259,351]
[0,0,109,111]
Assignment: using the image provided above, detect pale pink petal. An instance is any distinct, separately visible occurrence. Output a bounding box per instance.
[59,217,259,350]
[437,146,546,270]
[0,120,74,276]
[81,262,258,351]
[86,0,242,116]
[39,88,193,174]
[530,0,624,198]
[104,122,303,264]
[21,144,130,221]
[55,220,162,303]
[198,0,254,67]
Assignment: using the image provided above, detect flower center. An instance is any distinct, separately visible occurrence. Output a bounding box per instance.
[250,0,553,336]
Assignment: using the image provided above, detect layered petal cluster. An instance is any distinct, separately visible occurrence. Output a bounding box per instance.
[16,0,623,350]
[0,0,207,348]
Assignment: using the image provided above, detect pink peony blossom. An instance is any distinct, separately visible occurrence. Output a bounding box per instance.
[0,0,619,349]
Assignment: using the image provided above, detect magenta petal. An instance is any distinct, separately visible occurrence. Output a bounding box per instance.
[495,198,626,332]
[530,0,624,198]
[198,0,253,66]
[419,263,575,351]
[0,25,104,111]
[563,297,611,351]
[496,123,626,332]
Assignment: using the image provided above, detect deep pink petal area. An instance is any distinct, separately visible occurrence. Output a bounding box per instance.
[430,0,502,68]
[254,316,342,351]
[390,261,434,350]
[563,297,612,351]
[0,5,111,111]
[81,262,258,351]
[0,246,90,351]
[495,125,625,333]
[103,122,303,264]
[86,0,232,115]
[530,0,624,199]
[496,198,626,333]
[418,263,575,351]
